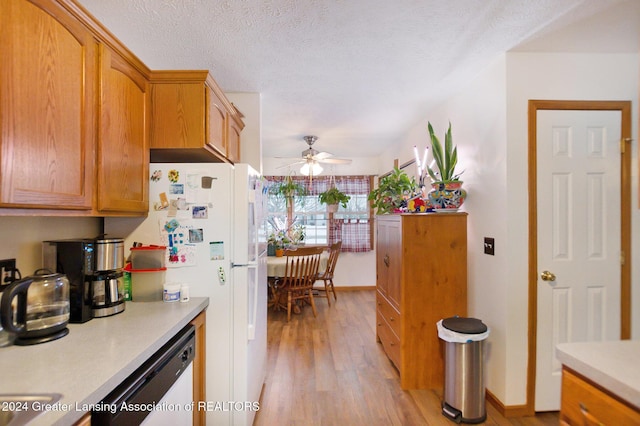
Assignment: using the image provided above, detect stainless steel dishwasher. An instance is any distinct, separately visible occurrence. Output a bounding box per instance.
[92,324,196,425]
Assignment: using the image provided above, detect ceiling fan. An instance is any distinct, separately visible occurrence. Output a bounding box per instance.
[277,135,352,176]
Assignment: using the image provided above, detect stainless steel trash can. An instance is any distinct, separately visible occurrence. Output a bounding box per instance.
[437,317,489,424]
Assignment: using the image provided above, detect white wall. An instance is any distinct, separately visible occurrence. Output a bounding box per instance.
[381,51,639,407]
[380,55,512,401]
[226,92,262,173]
[0,217,101,275]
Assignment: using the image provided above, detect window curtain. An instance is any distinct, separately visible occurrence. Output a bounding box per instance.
[265,175,372,252]
[265,175,370,195]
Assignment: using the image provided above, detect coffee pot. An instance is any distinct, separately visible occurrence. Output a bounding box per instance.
[0,269,70,345]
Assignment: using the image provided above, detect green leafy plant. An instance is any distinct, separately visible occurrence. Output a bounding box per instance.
[367,167,416,214]
[426,122,462,183]
[318,186,351,208]
[270,175,308,199]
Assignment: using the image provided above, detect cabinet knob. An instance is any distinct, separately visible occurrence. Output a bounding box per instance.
[383,254,390,267]
[389,317,395,322]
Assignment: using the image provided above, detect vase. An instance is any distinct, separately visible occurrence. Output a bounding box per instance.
[267,244,276,256]
[275,248,284,257]
[428,181,466,210]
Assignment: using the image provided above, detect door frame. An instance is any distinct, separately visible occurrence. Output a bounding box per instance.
[526,100,632,415]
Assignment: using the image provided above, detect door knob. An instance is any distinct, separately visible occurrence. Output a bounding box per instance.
[540,270,556,281]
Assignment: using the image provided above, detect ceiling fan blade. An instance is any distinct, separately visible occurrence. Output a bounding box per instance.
[313,151,334,160]
[316,158,352,165]
[276,160,305,169]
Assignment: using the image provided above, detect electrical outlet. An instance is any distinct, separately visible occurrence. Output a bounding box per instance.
[0,258,17,284]
[483,238,495,256]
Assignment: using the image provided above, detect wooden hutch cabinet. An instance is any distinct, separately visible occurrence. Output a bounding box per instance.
[376,213,467,389]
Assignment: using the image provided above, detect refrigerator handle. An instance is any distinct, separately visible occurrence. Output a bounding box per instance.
[248,265,259,341]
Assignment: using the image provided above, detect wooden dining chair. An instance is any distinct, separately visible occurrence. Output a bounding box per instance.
[314,241,341,306]
[279,246,324,322]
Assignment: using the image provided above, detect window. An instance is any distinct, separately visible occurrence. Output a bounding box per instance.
[264,175,374,252]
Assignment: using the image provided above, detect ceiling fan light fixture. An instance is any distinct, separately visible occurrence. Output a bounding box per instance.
[300,162,323,176]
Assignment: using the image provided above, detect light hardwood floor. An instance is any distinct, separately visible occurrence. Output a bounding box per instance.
[254,290,559,426]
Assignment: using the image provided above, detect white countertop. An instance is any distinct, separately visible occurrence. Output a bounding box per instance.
[0,297,208,426]
[556,340,640,409]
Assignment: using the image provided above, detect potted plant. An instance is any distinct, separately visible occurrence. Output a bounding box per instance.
[367,167,416,214]
[426,122,466,210]
[271,174,307,201]
[318,186,350,213]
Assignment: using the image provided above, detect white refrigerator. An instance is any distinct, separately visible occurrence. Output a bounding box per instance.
[106,163,267,426]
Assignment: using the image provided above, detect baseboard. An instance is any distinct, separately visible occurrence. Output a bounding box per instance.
[485,389,532,418]
[335,286,376,291]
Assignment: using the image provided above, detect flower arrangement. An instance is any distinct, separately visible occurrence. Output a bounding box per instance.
[267,229,291,249]
[267,217,305,249]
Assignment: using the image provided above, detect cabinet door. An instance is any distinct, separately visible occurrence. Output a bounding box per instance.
[206,85,227,156]
[227,117,241,163]
[150,82,205,149]
[0,0,95,209]
[97,44,149,214]
[376,219,391,297]
[386,219,402,309]
[377,216,402,309]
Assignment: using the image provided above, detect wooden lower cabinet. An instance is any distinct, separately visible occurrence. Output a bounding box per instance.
[190,310,207,426]
[376,213,467,389]
[560,367,640,425]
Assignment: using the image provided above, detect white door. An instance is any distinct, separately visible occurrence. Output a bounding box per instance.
[535,110,622,411]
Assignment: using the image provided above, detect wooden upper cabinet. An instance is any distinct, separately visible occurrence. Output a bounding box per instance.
[0,0,96,210]
[96,44,149,214]
[227,115,243,164]
[149,71,242,163]
[206,84,228,157]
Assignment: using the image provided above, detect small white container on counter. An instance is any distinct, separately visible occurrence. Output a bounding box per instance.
[163,283,181,302]
[180,284,190,303]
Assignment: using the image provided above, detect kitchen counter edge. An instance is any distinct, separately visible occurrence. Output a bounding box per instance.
[556,340,640,409]
[0,297,209,426]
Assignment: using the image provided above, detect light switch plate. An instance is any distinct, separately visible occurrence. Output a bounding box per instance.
[484,238,495,255]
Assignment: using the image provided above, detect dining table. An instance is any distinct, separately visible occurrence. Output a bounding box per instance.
[266,250,329,277]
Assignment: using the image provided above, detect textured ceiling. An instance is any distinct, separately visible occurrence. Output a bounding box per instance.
[76,0,637,160]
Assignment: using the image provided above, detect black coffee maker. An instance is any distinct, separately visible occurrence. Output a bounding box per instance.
[43,238,126,323]
[43,239,95,323]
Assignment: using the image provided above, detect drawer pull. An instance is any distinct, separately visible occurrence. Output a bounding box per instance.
[384,254,390,267]
[579,403,603,425]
